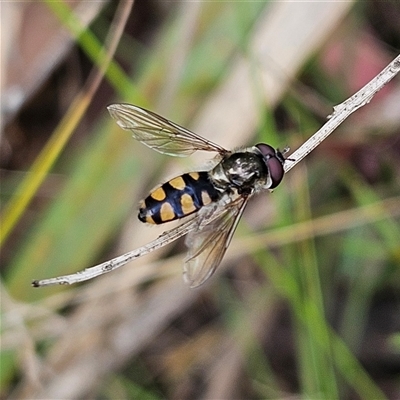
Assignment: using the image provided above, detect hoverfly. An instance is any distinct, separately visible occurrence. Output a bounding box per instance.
[33,104,290,288]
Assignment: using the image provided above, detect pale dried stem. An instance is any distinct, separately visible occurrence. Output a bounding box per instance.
[285,54,400,173]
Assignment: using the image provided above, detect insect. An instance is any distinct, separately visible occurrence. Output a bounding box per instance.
[33,104,290,288]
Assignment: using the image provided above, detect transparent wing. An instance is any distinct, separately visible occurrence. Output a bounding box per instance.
[183,195,250,288]
[32,197,249,288]
[107,103,227,157]
[32,216,201,287]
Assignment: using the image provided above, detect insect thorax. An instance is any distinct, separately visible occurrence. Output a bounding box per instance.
[210,150,270,195]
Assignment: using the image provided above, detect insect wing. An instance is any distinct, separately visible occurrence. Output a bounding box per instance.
[32,216,201,287]
[108,103,227,157]
[183,196,249,288]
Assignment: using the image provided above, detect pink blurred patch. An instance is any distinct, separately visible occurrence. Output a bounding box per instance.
[321,30,394,122]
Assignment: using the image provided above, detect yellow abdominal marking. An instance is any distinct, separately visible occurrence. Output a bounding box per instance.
[201,190,212,205]
[169,176,186,190]
[150,187,166,201]
[146,215,155,224]
[189,172,200,180]
[181,194,196,214]
[160,202,176,222]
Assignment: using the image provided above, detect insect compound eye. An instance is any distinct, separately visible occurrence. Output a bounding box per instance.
[255,143,285,189]
[266,155,285,188]
[255,143,276,158]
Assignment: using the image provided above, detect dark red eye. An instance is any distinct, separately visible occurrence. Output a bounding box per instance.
[255,143,276,158]
[255,143,285,189]
[266,155,284,188]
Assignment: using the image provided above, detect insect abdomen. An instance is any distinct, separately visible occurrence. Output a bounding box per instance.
[138,172,220,225]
